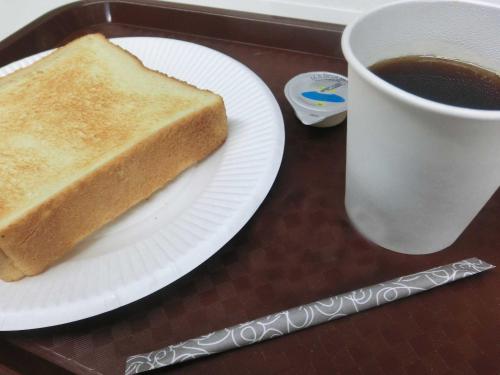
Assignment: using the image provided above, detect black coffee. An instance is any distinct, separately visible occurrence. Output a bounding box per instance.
[369,56,500,110]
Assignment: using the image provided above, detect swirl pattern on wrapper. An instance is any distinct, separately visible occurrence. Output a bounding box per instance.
[125,258,494,374]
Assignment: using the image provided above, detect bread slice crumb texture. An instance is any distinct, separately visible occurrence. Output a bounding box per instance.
[0,34,218,228]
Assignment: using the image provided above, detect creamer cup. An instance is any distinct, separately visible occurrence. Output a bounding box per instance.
[284,72,348,127]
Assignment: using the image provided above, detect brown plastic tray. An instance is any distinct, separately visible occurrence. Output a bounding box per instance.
[0,1,498,374]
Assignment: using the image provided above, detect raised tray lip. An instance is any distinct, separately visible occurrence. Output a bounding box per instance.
[0,0,345,67]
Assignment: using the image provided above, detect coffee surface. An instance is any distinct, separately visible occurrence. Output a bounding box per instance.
[369,56,500,110]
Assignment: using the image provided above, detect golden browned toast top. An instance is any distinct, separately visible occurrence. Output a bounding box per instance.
[0,34,221,228]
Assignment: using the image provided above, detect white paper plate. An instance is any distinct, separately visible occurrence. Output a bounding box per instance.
[0,37,284,331]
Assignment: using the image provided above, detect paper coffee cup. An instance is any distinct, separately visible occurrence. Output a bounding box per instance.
[341,0,500,254]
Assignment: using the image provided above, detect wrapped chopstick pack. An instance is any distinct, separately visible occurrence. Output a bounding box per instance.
[126,258,494,374]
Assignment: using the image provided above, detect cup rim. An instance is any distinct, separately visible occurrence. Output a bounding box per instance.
[341,0,500,120]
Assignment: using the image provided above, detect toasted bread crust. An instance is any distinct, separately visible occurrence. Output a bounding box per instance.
[0,34,228,281]
[0,248,24,281]
[0,101,227,280]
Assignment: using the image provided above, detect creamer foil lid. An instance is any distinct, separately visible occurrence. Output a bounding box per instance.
[284,72,348,127]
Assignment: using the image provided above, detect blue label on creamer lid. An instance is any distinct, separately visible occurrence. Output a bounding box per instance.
[301,91,346,102]
[284,71,348,127]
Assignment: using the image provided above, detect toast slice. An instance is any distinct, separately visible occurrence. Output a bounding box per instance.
[0,34,227,281]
